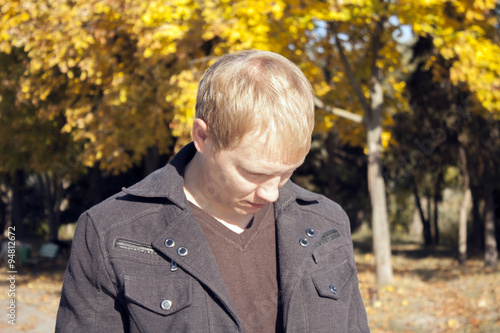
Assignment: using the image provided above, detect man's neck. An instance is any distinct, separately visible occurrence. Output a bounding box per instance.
[183,153,253,230]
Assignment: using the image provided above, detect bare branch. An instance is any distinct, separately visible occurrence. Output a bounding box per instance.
[314,96,364,124]
[369,19,386,122]
[329,22,371,115]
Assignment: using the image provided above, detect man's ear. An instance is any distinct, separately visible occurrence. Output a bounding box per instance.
[192,118,210,153]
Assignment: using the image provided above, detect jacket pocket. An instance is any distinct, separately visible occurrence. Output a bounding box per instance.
[311,261,355,301]
[123,275,193,316]
[115,239,158,256]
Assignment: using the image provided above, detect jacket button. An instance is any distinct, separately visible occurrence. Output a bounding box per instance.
[164,238,175,248]
[161,299,172,310]
[177,246,188,256]
[299,238,309,247]
[306,228,316,237]
[330,285,337,294]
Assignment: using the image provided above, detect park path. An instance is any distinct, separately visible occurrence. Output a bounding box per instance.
[0,271,60,333]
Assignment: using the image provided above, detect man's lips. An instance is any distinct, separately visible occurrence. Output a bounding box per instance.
[246,201,267,209]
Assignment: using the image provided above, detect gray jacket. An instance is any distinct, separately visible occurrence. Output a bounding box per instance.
[56,143,369,332]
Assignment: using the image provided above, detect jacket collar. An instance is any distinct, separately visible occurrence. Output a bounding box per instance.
[122,142,323,209]
[121,142,196,208]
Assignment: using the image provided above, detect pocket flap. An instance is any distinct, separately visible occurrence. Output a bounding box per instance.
[312,262,354,300]
[123,275,192,316]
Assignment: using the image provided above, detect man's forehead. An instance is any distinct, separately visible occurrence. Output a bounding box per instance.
[230,145,305,172]
[235,156,304,176]
[225,129,306,163]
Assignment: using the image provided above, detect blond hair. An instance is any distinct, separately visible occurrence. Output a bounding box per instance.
[195,50,314,163]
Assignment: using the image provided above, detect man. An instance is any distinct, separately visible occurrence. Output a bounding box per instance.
[56,50,369,332]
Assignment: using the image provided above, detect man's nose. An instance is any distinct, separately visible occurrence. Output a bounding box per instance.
[256,177,280,203]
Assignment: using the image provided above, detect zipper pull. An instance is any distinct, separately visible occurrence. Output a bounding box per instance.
[170,260,178,272]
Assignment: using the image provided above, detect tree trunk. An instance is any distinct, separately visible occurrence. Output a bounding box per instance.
[50,175,63,242]
[144,146,160,177]
[367,20,393,285]
[326,132,338,199]
[12,170,25,240]
[38,174,63,242]
[484,186,498,268]
[366,116,393,285]
[458,145,471,264]
[427,194,433,241]
[471,187,484,253]
[410,206,423,240]
[433,172,441,245]
[366,67,393,284]
[0,181,10,235]
[331,19,393,285]
[89,165,103,207]
[412,176,432,246]
[458,188,472,264]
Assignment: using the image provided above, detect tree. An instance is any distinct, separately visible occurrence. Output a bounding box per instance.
[463,113,499,268]
[400,30,499,265]
[0,47,76,240]
[1,0,201,173]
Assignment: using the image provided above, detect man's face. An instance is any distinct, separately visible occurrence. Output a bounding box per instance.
[198,130,305,218]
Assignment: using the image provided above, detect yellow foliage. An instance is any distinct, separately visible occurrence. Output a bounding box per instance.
[381,131,391,150]
[1,0,498,173]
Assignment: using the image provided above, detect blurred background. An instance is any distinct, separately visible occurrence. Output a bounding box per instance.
[0,0,499,332]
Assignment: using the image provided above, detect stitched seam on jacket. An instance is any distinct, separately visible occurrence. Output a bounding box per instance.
[352,274,367,332]
[88,212,123,332]
[204,289,214,332]
[87,213,111,333]
[103,207,166,234]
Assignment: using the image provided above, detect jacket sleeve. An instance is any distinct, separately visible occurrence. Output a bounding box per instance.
[56,212,127,332]
[348,270,370,332]
[345,215,370,333]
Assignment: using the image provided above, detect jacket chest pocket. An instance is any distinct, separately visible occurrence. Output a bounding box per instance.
[124,275,193,315]
[294,261,356,332]
[311,261,355,301]
[123,275,209,332]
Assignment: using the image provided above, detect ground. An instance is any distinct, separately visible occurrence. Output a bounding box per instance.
[0,242,499,332]
[356,243,500,332]
[0,266,62,332]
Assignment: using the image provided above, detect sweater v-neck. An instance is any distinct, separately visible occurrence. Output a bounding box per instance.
[188,202,273,252]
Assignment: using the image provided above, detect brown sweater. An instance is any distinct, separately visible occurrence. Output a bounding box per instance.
[189,202,279,332]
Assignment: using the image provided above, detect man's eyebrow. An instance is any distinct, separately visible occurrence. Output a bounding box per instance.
[241,167,270,175]
[240,165,299,176]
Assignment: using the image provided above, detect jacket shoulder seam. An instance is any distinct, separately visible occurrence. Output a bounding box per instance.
[297,198,349,225]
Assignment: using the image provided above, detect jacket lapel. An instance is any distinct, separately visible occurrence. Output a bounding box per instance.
[274,183,324,320]
[151,209,241,328]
